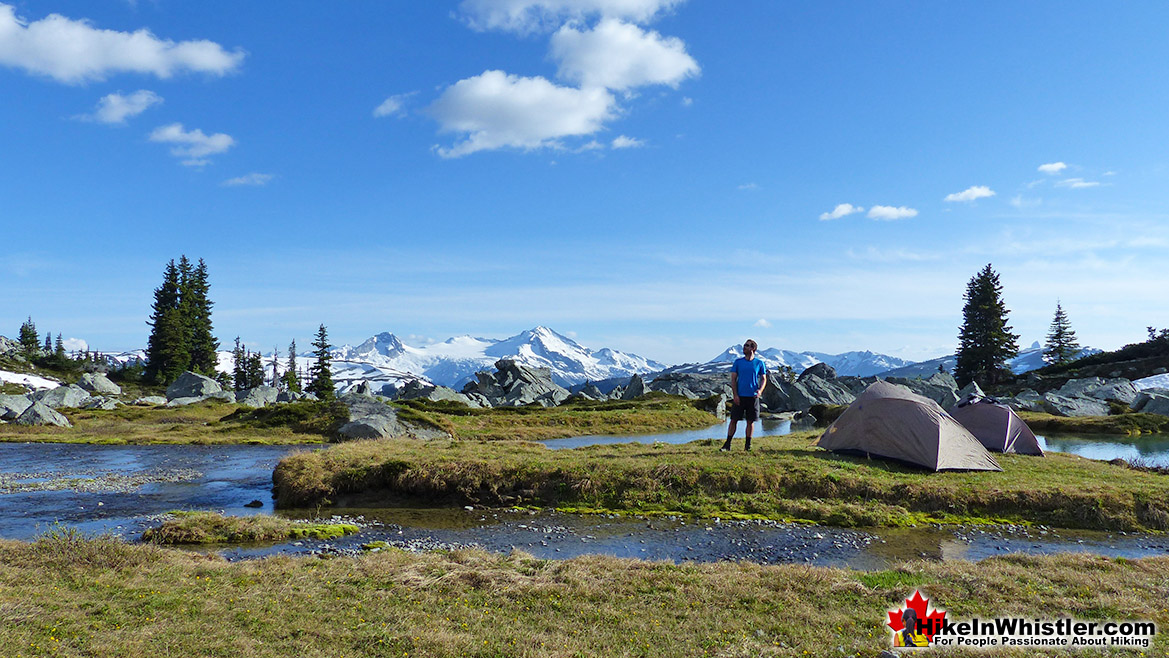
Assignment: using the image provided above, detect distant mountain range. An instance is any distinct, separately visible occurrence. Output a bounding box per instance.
[874,342,1101,378]
[662,345,913,378]
[93,330,1093,393]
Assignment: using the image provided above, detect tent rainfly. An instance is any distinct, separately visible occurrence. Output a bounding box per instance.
[949,396,1044,456]
[815,380,1002,472]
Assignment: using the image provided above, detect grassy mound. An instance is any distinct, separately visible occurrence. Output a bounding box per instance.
[0,534,1165,656]
[273,432,1169,531]
[1019,411,1169,436]
[141,511,358,545]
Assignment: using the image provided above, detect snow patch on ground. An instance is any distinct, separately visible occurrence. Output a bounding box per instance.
[0,369,60,391]
[1134,373,1169,390]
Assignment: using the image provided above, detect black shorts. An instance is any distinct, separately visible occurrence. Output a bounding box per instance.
[731,396,760,423]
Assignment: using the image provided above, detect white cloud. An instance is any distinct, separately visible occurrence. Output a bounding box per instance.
[1010,195,1042,209]
[737,182,759,191]
[818,203,864,221]
[1103,170,1116,176]
[149,122,234,166]
[681,96,692,106]
[611,135,644,149]
[426,70,616,158]
[222,172,274,187]
[943,185,995,203]
[82,89,162,124]
[753,318,771,328]
[1037,162,1067,175]
[1056,178,1101,189]
[459,0,683,33]
[62,337,88,352]
[550,18,698,91]
[0,3,244,84]
[867,205,918,220]
[373,92,415,118]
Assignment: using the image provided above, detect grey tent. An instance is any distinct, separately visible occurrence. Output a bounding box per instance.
[949,396,1044,456]
[815,380,1002,472]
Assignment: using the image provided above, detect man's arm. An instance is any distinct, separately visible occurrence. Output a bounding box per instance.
[757,373,767,397]
[730,371,739,405]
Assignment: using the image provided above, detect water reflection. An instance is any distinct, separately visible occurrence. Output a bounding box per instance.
[1038,434,1169,468]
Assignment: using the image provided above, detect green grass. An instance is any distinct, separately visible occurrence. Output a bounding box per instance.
[272,432,1169,531]
[141,512,359,544]
[1018,411,1169,436]
[0,401,328,445]
[0,533,1164,657]
[393,395,720,441]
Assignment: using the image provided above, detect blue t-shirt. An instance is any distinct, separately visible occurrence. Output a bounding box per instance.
[731,357,767,398]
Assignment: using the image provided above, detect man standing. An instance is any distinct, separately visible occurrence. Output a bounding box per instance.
[722,339,767,451]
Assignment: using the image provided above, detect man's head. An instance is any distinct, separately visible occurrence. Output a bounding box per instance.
[743,340,757,357]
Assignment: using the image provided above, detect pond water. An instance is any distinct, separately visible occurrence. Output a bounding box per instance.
[0,438,1166,569]
[1039,434,1169,468]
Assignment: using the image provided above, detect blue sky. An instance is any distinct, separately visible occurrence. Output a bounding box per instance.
[2,1,1168,365]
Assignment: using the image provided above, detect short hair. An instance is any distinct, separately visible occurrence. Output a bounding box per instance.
[743,339,758,351]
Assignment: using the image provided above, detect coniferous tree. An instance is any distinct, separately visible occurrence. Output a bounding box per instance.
[144,260,190,384]
[954,264,1020,387]
[185,259,219,375]
[307,324,335,400]
[245,351,265,390]
[18,317,39,355]
[1043,301,1081,366]
[43,333,52,354]
[232,337,247,392]
[281,340,301,392]
[54,334,65,359]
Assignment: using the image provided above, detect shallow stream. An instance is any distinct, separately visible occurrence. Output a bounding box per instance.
[0,432,1166,569]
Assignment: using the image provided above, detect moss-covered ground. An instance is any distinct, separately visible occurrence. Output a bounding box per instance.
[1019,411,1169,436]
[272,431,1169,532]
[141,512,358,544]
[0,532,1164,657]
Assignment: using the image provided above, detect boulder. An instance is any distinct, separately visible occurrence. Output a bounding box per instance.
[352,381,373,396]
[1007,388,1045,412]
[1057,377,1139,404]
[646,372,731,400]
[82,397,121,411]
[1132,390,1169,416]
[276,390,314,403]
[0,394,32,421]
[885,373,959,408]
[580,382,605,399]
[31,385,92,410]
[77,373,121,396]
[1041,393,1110,417]
[798,362,837,382]
[336,394,449,440]
[165,371,223,401]
[957,381,986,400]
[236,386,280,408]
[131,396,168,406]
[166,396,206,407]
[15,402,72,428]
[395,380,479,407]
[620,374,647,400]
[761,375,855,412]
[461,359,570,408]
[695,393,727,420]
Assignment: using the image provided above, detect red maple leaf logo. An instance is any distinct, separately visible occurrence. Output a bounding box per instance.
[887,590,947,641]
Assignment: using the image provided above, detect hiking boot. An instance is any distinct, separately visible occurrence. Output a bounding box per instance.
[719,441,732,452]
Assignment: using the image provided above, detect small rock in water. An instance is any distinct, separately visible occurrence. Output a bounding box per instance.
[244,500,263,508]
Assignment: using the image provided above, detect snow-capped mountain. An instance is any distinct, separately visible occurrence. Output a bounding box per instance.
[665,345,912,377]
[875,342,1102,378]
[330,326,666,389]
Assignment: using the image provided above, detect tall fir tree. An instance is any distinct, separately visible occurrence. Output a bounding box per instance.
[144,260,190,384]
[307,324,335,400]
[954,264,1020,387]
[185,259,219,375]
[282,339,301,392]
[18,317,38,355]
[43,333,52,354]
[232,337,247,392]
[1043,301,1081,366]
[54,334,65,358]
[245,351,265,390]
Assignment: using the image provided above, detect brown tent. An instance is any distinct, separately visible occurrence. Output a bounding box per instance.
[948,396,1044,456]
[815,380,1002,471]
